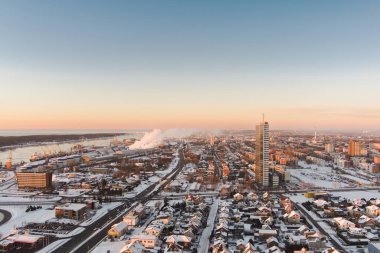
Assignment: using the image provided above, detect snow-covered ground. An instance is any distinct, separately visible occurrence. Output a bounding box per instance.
[332,190,380,200]
[0,201,123,240]
[55,227,86,238]
[289,161,351,189]
[124,153,180,198]
[0,171,15,181]
[90,206,159,253]
[155,156,180,177]
[81,202,124,227]
[288,189,380,204]
[123,180,153,198]
[37,238,72,253]
[145,200,164,211]
[339,174,373,185]
[0,195,61,204]
[91,239,126,253]
[0,189,38,196]
[57,188,91,197]
[0,205,55,238]
[198,198,219,253]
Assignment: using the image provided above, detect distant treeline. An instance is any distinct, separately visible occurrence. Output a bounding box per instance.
[0,133,125,149]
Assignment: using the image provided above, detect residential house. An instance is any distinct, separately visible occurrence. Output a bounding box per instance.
[287,211,301,224]
[307,233,326,251]
[322,248,339,253]
[123,213,139,227]
[313,199,328,209]
[130,234,157,249]
[55,203,87,221]
[266,237,279,248]
[288,234,307,246]
[164,243,184,253]
[156,212,172,225]
[166,235,192,249]
[366,205,380,216]
[347,206,363,218]
[358,215,376,228]
[119,241,145,253]
[145,220,165,237]
[108,221,128,238]
[348,227,367,237]
[247,192,259,201]
[234,193,244,202]
[333,217,355,230]
[265,246,283,253]
[258,229,277,239]
[243,243,257,253]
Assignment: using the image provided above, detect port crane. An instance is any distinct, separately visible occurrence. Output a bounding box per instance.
[56,144,62,153]
[5,151,12,170]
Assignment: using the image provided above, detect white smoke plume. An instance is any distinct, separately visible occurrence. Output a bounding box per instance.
[129,128,215,150]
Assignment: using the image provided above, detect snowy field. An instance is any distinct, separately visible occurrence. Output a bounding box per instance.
[332,190,380,200]
[339,174,373,185]
[0,171,14,182]
[288,190,380,204]
[0,205,55,237]
[287,161,376,189]
[289,162,349,188]
[91,240,126,253]
[0,195,61,204]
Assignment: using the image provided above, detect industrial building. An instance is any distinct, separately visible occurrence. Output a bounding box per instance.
[16,171,52,189]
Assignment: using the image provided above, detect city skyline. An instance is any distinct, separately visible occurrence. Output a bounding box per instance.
[1,2,380,252]
[1,1,380,131]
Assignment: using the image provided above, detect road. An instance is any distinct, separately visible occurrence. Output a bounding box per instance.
[293,201,346,252]
[198,198,219,253]
[152,191,219,200]
[0,178,16,191]
[48,148,185,253]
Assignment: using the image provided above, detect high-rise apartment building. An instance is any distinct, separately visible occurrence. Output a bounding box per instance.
[348,140,361,156]
[255,119,269,187]
[16,171,52,189]
[325,143,335,153]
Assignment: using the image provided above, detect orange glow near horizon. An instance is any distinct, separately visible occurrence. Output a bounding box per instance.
[2,106,379,131]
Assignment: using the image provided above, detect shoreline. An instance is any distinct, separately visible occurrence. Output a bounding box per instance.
[0,133,128,151]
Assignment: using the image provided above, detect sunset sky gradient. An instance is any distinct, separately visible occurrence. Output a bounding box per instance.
[1,1,380,130]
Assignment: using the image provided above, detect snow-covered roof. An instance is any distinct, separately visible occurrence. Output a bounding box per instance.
[110,221,128,233]
[55,203,87,211]
[8,234,43,244]
[131,233,157,241]
[313,199,328,207]
[119,241,145,253]
[166,235,192,243]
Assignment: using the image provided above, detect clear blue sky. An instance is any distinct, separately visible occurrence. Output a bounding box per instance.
[1,1,379,130]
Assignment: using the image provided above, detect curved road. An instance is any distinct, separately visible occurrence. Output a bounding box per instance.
[0,209,12,226]
[49,149,185,253]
